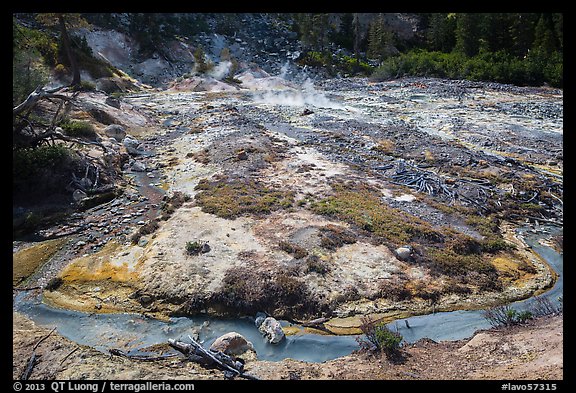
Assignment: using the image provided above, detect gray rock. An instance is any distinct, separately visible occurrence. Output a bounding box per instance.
[123,135,143,155]
[395,245,413,261]
[254,312,267,328]
[104,124,126,142]
[105,96,121,109]
[72,189,88,203]
[130,160,147,172]
[209,332,255,356]
[258,316,285,344]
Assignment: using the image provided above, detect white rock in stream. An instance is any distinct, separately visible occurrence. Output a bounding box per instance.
[258,316,285,344]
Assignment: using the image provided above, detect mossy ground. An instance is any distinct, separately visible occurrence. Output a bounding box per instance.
[194,175,294,219]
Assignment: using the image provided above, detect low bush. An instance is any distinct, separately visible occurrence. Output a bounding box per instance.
[371,49,563,88]
[357,316,403,359]
[60,119,98,139]
[305,254,331,274]
[195,176,294,219]
[278,241,308,259]
[483,304,533,327]
[185,240,210,256]
[12,145,71,183]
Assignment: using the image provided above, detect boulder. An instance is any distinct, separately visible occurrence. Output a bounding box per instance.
[130,160,147,172]
[254,312,267,328]
[123,135,143,155]
[104,124,126,142]
[395,245,413,261]
[209,332,255,357]
[96,77,122,94]
[258,316,285,344]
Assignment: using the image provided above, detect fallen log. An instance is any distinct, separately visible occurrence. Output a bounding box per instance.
[108,348,178,362]
[168,337,259,380]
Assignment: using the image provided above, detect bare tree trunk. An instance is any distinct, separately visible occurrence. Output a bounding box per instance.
[58,14,81,87]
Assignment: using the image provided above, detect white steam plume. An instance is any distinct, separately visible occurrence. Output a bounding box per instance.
[208,60,232,80]
[253,75,344,110]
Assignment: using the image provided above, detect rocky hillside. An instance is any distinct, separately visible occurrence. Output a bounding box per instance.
[14,13,421,89]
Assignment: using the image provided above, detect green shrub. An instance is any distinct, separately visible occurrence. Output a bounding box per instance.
[483,304,533,327]
[358,316,403,358]
[13,145,71,180]
[195,176,294,219]
[45,276,64,291]
[305,254,331,274]
[371,49,563,87]
[185,240,210,256]
[60,119,97,139]
[278,241,308,259]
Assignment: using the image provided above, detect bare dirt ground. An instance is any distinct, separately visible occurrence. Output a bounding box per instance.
[13,311,562,380]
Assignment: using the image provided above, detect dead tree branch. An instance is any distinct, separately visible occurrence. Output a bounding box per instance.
[168,337,260,380]
[20,327,57,380]
[108,348,179,362]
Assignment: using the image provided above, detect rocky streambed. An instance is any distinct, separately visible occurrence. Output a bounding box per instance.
[13,74,563,370]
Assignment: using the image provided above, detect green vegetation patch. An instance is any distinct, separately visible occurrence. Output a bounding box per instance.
[194,175,294,219]
[372,49,562,88]
[311,181,503,284]
[59,119,98,139]
[311,181,442,247]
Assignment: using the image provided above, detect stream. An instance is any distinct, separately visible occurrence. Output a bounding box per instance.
[13,226,562,363]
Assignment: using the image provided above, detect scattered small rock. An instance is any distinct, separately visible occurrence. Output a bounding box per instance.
[123,135,143,155]
[130,160,147,172]
[236,150,248,160]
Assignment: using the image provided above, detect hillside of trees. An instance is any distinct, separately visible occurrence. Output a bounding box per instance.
[13,13,562,96]
[294,13,563,87]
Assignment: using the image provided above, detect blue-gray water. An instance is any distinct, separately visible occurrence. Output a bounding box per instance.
[13,227,561,362]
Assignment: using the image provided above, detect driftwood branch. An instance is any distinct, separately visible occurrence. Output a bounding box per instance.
[20,327,57,380]
[33,327,57,351]
[168,337,259,380]
[108,348,178,362]
[20,353,38,380]
[59,347,80,365]
[13,86,73,117]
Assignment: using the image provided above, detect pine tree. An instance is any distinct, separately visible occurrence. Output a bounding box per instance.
[478,13,513,53]
[35,13,88,87]
[454,13,480,57]
[509,13,537,58]
[426,13,456,52]
[552,13,563,51]
[367,14,395,62]
[295,13,331,51]
[532,13,558,55]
